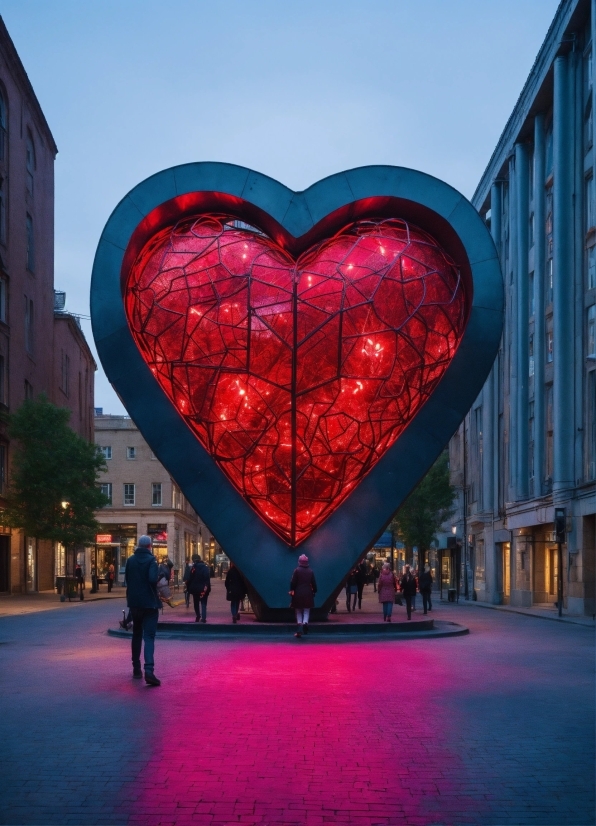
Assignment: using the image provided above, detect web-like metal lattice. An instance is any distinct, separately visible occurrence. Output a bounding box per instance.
[125,215,467,545]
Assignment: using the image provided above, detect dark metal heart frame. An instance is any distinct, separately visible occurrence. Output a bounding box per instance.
[91,163,503,614]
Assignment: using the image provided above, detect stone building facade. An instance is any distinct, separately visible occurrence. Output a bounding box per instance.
[94,413,214,586]
[0,18,96,594]
[450,0,596,615]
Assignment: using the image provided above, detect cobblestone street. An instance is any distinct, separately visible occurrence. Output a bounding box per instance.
[0,588,593,826]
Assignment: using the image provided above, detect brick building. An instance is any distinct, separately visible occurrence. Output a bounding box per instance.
[0,18,96,593]
[93,413,214,586]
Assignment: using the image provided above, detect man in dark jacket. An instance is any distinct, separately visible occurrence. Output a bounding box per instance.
[182,558,192,607]
[186,554,211,623]
[399,565,417,621]
[418,565,433,614]
[125,535,161,686]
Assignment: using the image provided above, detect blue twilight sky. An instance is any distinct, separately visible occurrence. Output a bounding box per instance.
[1,0,559,415]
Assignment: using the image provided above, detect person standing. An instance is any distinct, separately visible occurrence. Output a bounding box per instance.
[107,562,115,593]
[345,568,358,612]
[377,562,398,621]
[124,534,161,686]
[419,565,433,614]
[356,559,367,609]
[225,562,246,623]
[186,554,211,623]
[75,563,84,597]
[182,558,192,608]
[290,554,317,638]
[399,565,417,621]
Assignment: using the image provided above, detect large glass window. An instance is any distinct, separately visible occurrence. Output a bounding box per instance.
[123,483,135,506]
[99,482,112,505]
[152,483,162,506]
[26,214,34,272]
[26,131,35,195]
[0,90,6,162]
[588,305,596,358]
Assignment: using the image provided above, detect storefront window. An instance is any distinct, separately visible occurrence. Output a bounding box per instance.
[475,539,485,585]
[147,523,168,560]
[55,542,65,578]
[95,524,137,579]
[26,537,36,592]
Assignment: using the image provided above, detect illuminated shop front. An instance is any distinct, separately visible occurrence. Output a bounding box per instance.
[147,524,168,559]
[94,524,137,585]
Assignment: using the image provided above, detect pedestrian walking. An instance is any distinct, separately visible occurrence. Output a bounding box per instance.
[419,565,433,614]
[225,562,246,623]
[372,563,379,592]
[186,554,211,622]
[345,568,358,612]
[289,554,317,638]
[399,565,417,620]
[356,559,367,609]
[124,534,161,686]
[411,568,419,611]
[182,558,192,607]
[378,562,398,621]
[75,563,84,597]
[107,562,115,593]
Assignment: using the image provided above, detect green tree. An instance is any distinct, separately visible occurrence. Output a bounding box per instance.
[2,395,109,548]
[389,451,456,566]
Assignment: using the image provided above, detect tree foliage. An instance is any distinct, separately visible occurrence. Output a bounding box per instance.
[390,451,456,554]
[2,395,108,546]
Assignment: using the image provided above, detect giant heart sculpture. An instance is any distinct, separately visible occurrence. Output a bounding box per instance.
[91,164,503,616]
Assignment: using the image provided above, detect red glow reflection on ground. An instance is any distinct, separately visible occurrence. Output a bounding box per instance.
[125,216,467,544]
[128,641,481,826]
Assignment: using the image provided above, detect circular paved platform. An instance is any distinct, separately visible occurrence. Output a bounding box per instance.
[108,618,468,641]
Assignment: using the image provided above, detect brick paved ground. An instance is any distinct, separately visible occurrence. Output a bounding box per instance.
[0,589,593,826]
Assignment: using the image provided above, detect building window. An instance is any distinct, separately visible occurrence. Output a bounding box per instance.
[0,90,6,162]
[60,350,70,396]
[588,305,596,358]
[529,334,535,377]
[24,380,33,400]
[172,484,181,510]
[586,175,595,233]
[99,482,112,506]
[152,483,162,506]
[529,401,535,494]
[588,244,596,291]
[24,296,33,354]
[587,371,596,481]
[123,484,135,506]
[126,446,136,460]
[546,329,553,363]
[99,445,112,460]
[529,271,535,316]
[475,538,485,586]
[26,214,34,272]
[546,385,554,482]
[25,132,35,195]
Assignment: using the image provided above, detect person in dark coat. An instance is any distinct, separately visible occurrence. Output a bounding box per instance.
[345,568,358,612]
[182,558,192,607]
[419,565,433,614]
[124,534,161,685]
[399,565,417,620]
[186,554,211,623]
[290,554,317,638]
[225,562,246,623]
[356,560,367,609]
[107,562,115,593]
[75,563,84,596]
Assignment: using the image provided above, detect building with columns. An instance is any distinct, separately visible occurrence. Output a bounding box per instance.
[449,0,596,615]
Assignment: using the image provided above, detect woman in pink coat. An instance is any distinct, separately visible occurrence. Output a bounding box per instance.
[377,563,398,622]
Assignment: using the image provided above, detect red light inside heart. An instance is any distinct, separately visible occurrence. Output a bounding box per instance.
[125,215,467,545]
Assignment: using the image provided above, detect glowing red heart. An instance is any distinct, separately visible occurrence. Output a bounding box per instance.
[125,214,466,545]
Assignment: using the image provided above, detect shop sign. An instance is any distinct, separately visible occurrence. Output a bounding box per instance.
[96,534,112,543]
